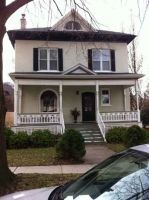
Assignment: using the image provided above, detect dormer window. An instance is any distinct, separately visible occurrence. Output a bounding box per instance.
[65,21,81,30]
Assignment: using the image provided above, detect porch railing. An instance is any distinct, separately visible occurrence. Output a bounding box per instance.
[101,111,139,122]
[97,112,106,142]
[17,113,60,125]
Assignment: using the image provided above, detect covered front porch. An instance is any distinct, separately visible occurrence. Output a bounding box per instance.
[13,76,141,139]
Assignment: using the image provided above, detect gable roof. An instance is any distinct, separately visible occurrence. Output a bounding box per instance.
[63,64,96,75]
[51,9,94,31]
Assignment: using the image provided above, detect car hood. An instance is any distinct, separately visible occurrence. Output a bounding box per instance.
[0,186,57,200]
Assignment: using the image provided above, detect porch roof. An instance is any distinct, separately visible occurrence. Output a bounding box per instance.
[10,72,143,81]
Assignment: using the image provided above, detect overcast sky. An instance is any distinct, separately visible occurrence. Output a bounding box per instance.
[3,0,149,90]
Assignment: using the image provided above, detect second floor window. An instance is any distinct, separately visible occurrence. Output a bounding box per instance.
[39,48,58,71]
[92,49,111,71]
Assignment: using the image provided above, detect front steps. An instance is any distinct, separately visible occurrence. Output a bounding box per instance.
[65,123,105,143]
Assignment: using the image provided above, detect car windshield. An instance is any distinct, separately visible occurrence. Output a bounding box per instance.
[62,150,149,200]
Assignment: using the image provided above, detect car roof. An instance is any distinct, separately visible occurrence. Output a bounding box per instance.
[130,144,149,154]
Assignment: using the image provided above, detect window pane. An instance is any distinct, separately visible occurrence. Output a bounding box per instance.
[40,49,47,59]
[50,49,57,60]
[103,61,110,70]
[102,90,110,104]
[102,50,111,71]
[40,60,47,70]
[50,60,58,70]
[93,61,100,71]
[92,49,100,61]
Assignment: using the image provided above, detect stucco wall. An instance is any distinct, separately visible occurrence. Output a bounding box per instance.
[21,85,128,123]
[15,40,128,73]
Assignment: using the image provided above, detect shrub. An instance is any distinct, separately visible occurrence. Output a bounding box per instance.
[56,129,86,161]
[4,127,14,148]
[141,109,149,127]
[106,127,127,143]
[30,130,55,147]
[125,125,146,147]
[9,131,30,149]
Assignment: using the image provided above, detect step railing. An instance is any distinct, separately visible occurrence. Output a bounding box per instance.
[97,112,106,142]
[60,112,65,134]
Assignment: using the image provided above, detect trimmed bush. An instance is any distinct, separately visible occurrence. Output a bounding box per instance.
[9,131,30,149]
[141,109,149,127]
[56,129,86,161]
[106,127,127,143]
[30,130,55,147]
[125,125,146,147]
[4,127,14,148]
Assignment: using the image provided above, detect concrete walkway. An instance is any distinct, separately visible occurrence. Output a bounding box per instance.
[10,144,115,175]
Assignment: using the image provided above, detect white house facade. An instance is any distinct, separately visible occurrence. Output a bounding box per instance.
[8,10,143,141]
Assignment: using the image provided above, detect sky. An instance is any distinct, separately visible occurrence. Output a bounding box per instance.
[3,0,149,90]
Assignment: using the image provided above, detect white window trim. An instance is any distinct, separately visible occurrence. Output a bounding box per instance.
[101,88,111,106]
[92,49,111,71]
[38,48,59,71]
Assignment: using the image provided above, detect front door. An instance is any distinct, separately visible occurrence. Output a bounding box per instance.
[82,92,95,121]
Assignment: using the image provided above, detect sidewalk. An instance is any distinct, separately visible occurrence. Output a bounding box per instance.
[10,164,95,174]
[9,144,115,175]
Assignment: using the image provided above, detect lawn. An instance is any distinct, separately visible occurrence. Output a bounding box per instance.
[106,143,126,153]
[7,148,58,166]
[0,173,80,197]
[7,147,81,166]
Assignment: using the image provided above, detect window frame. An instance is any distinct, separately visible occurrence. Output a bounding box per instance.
[38,48,59,71]
[101,88,111,106]
[92,48,111,72]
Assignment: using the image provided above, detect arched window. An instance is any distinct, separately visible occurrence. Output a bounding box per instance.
[40,90,57,112]
[64,21,81,30]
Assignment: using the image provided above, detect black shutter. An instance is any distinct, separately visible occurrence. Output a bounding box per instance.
[58,49,63,71]
[88,49,92,70]
[33,48,38,71]
[111,50,115,71]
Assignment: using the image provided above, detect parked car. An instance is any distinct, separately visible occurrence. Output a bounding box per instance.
[1,144,149,200]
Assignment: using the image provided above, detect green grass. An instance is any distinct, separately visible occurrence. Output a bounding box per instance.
[106,143,126,153]
[7,148,58,166]
[7,147,82,166]
[0,173,80,197]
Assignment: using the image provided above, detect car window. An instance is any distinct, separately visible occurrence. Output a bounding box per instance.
[63,151,149,200]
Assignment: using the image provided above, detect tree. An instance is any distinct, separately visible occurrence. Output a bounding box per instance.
[128,23,143,111]
[0,0,33,189]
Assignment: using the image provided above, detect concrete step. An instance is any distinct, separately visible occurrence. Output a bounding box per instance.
[65,123,105,143]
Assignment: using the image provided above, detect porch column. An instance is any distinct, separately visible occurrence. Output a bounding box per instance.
[96,81,99,121]
[18,85,22,114]
[14,81,18,125]
[123,88,127,111]
[59,82,63,114]
[136,81,140,122]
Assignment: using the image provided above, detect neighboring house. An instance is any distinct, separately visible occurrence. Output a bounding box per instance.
[8,10,143,141]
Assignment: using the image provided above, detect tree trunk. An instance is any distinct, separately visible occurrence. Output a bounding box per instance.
[0,24,15,189]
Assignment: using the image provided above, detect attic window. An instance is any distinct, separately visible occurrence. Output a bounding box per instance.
[65,21,81,30]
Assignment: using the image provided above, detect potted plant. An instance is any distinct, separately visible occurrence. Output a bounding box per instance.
[71,107,80,123]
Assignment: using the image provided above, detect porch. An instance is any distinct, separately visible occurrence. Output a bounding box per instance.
[13,76,141,139]
[14,111,140,136]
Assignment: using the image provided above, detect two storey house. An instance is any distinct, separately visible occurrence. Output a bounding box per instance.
[8,10,143,141]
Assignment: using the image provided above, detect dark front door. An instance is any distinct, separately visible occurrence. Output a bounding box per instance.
[82,92,95,121]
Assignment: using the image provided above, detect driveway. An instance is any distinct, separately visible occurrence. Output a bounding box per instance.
[84,144,115,164]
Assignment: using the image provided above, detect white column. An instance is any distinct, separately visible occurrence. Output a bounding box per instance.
[14,81,18,125]
[136,81,140,122]
[96,81,99,121]
[123,87,127,111]
[18,85,22,114]
[59,82,63,114]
